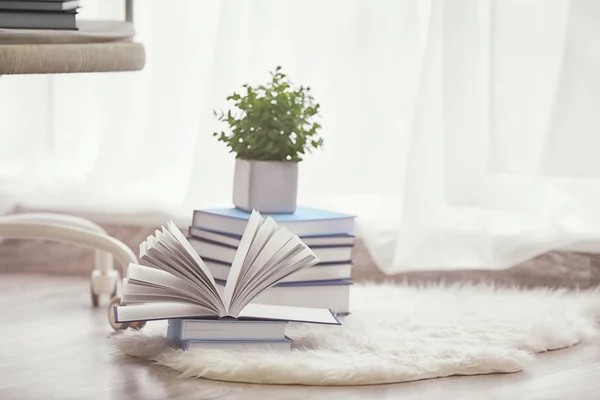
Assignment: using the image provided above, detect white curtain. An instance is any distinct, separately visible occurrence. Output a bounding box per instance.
[1,0,599,274]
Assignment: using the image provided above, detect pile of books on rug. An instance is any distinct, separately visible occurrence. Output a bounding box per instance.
[113,210,342,352]
[188,206,355,315]
[0,0,80,30]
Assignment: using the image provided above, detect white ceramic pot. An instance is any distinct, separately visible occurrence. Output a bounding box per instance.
[233,158,298,214]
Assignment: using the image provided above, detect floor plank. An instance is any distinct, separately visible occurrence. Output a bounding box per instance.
[1,273,599,400]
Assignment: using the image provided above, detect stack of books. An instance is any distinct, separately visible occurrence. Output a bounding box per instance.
[114,210,341,352]
[188,206,355,314]
[0,0,80,30]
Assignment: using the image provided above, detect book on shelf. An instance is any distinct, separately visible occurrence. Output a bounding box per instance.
[203,257,352,284]
[0,9,78,30]
[0,1,80,12]
[188,226,355,248]
[188,236,353,265]
[114,210,341,326]
[192,206,355,237]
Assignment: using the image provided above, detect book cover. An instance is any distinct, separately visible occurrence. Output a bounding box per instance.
[192,206,355,237]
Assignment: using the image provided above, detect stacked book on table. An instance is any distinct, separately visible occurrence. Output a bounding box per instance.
[188,206,355,314]
[0,0,80,30]
[114,210,341,352]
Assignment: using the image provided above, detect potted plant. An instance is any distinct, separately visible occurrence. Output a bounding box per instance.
[213,66,324,213]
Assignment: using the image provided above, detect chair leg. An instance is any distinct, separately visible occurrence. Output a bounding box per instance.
[0,216,141,330]
[0,213,119,305]
[0,213,119,307]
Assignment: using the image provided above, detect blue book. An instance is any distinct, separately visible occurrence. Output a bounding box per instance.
[188,225,355,248]
[188,236,353,264]
[174,337,293,351]
[167,318,288,341]
[213,278,351,287]
[192,206,355,237]
[199,256,352,283]
[166,318,294,352]
[214,278,352,287]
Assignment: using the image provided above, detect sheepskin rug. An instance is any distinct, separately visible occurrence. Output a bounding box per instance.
[110,282,600,386]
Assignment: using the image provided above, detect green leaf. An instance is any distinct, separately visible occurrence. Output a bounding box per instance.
[211,66,324,162]
[268,130,279,140]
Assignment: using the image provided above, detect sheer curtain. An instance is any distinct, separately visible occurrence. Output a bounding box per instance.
[1,0,599,274]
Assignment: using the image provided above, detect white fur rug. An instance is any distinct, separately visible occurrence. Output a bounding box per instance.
[110,282,600,386]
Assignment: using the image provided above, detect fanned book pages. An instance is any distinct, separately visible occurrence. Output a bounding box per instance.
[114,210,340,325]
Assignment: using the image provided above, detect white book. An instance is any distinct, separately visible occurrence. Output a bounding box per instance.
[249,281,351,314]
[114,210,341,326]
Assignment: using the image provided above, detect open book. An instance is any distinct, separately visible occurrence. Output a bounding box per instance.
[114,210,340,325]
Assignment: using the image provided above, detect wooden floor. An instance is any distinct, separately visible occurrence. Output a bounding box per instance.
[1,273,600,400]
